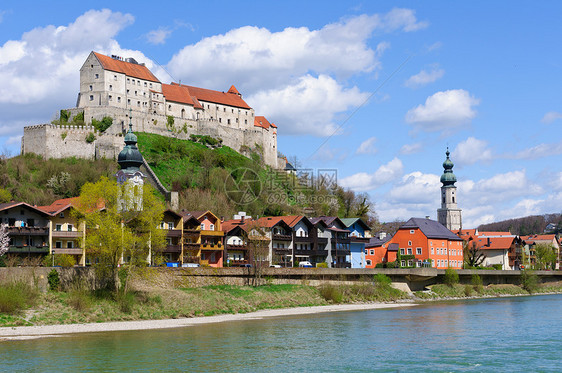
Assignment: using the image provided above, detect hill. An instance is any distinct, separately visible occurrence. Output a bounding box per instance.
[478,214,562,235]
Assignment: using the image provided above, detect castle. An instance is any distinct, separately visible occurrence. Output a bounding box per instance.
[21,51,279,168]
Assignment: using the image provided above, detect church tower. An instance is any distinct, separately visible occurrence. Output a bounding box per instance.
[437,148,462,231]
[116,110,145,212]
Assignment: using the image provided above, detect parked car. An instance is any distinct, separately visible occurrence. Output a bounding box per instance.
[298,261,313,268]
[182,263,200,268]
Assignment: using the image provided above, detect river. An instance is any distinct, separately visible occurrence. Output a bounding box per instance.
[1,294,560,372]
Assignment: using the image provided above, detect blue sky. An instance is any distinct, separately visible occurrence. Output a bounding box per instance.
[1,1,561,228]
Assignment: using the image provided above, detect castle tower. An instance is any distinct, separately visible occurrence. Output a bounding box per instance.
[437,148,462,231]
[116,110,145,212]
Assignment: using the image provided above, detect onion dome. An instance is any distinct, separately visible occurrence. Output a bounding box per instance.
[440,148,457,187]
[117,112,143,172]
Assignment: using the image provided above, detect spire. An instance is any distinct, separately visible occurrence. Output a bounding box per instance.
[117,109,143,172]
[440,147,457,187]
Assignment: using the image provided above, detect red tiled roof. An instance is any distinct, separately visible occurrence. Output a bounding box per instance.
[254,116,273,129]
[474,236,516,250]
[93,52,160,83]
[37,197,80,215]
[227,85,240,95]
[255,216,303,228]
[162,84,196,106]
[176,83,251,109]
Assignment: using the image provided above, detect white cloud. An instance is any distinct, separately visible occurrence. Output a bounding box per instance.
[399,143,423,154]
[145,27,172,45]
[541,111,562,124]
[5,135,21,145]
[388,171,440,204]
[167,9,425,92]
[510,141,562,160]
[339,157,403,191]
[249,74,368,136]
[405,89,480,133]
[356,137,377,155]
[404,66,444,88]
[462,170,542,205]
[452,137,492,166]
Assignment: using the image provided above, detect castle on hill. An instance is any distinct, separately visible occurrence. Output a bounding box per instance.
[21,51,279,168]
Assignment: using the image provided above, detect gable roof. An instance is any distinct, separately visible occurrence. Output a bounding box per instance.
[93,52,160,83]
[254,116,276,130]
[340,218,370,231]
[0,201,52,217]
[401,218,463,241]
[37,197,80,215]
[474,236,517,250]
[366,235,392,248]
[177,83,251,109]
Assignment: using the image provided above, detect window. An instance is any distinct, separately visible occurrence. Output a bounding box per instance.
[408,241,412,246]
[365,249,368,254]
[168,222,174,229]
[160,222,165,229]
[370,249,374,255]
[144,82,147,87]
[95,74,99,79]
[401,260,406,267]
[400,248,405,255]
[150,83,152,88]
[117,97,121,103]
[416,248,422,255]
[245,119,247,124]
[410,230,415,234]
[109,95,112,101]
[89,95,94,101]
[59,212,64,218]
[55,241,62,249]
[366,260,372,266]
[127,78,130,83]
[67,241,74,249]
[109,85,113,91]
[219,118,222,123]
[431,247,434,254]
[408,260,413,267]
[67,224,73,232]
[407,248,412,255]
[89,85,93,91]
[444,248,447,254]
[56,224,62,231]
[227,119,231,124]
[134,91,137,96]
[200,223,205,230]
[210,224,215,231]
[114,75,117,81]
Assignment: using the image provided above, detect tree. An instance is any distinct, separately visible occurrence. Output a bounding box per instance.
[534,243,557,270]
[464,240,486,268]
[75,177,166,292]
[0,223,9,257]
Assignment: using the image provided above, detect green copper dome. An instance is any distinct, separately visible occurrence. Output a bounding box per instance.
[118,112,143,172]
[440,148,457,187]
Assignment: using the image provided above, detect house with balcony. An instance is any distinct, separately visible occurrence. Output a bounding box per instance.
[179,213,202,264]
[255,216,295,267]
[340,218,371,268]
[159,210,184,264]
[471,236,521,270]
[38,197,86,266]
[222,218,251,266]
[0,202,51,260]
[289,216,317,266]
[310,217,351,268]
[181,210,224,267]
[521,234,560,270]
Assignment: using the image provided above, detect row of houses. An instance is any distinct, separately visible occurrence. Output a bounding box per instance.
[2,197,559,270]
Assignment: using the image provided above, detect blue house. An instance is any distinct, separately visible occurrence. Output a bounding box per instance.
[340,218,371,268]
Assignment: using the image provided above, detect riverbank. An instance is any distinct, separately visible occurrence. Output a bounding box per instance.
[0,302,417,340]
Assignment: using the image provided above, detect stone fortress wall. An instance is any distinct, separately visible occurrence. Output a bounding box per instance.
[21,51,279,168]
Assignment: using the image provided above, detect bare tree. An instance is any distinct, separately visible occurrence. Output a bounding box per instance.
[241,221,270,286]
[464,240,486,268]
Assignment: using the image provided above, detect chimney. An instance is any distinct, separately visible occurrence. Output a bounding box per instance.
[241,216,245,223]
[487,237,491,247]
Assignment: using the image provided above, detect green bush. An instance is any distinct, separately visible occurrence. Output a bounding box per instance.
[492,264,503,270]
[91,116,113,133]
[444,268,459,287]
[43,254,76,268]
[0,280,38,314]
[316,262,328,268]
[85,132,96,143]
[318,284,343,303]
[374,273,392,286]
[116,290,136,313]
[47,269,60,291]
[521,270,539,294]
[0,187,12,203]
[66,283,92,311]
[471,273,483,293]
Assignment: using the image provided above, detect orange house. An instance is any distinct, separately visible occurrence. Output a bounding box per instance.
[382,218,464,269]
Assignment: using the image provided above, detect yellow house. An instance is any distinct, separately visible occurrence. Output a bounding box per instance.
[38,198,86,266]
[180,210,224,267]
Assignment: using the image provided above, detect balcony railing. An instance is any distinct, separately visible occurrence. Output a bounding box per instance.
[8,245,49,254]
[166,230,182,238]
[201,243,223,250]
[7,227,49,236]
[226,244,248,251]
[272,233,292,241]
[317,237,328,245]
[294,236,313,243]
[164,244,181,253]
[52,248,83,255]
[52,230,81,238]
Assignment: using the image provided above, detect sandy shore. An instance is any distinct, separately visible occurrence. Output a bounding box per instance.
[0,302,416,341]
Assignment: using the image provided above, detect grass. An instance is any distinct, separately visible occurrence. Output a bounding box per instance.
[413,282,558,300]
[0,280,39,315]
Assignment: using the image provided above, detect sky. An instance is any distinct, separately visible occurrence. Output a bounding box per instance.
[0,1,561,228]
